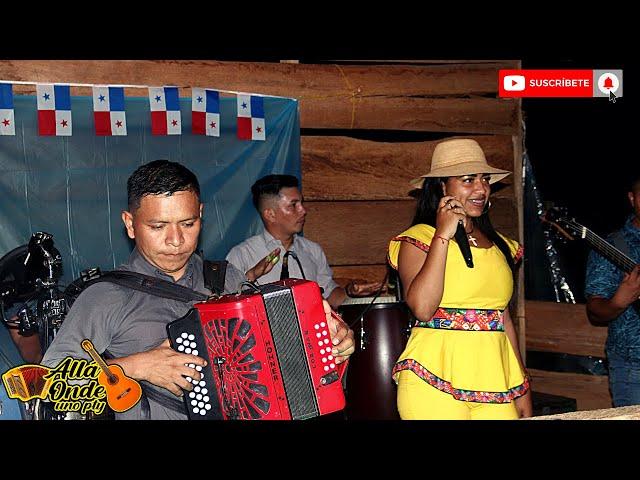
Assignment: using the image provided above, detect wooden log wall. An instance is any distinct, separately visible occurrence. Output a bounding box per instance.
[1,59,539,403]
[0,59,522,288]
[526,300,611,410]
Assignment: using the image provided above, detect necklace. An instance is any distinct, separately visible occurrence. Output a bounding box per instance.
[466,224,478,247]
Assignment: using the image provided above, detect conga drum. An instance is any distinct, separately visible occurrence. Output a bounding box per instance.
[339,296,410,420]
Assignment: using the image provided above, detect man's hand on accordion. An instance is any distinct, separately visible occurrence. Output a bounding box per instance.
[324,300,354,363]
[110,339,208,397]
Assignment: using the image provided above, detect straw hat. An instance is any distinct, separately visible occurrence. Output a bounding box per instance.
[410,138,511,188]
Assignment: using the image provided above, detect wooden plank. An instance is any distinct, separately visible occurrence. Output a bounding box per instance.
[529,368,611,411]
[304,200,414,265]
[331,265,389,287]
[529,405,640,420]
[513,88,526,361]
[332,60,518,65]
[1,60,519,134]
[301,135,514,201]
[304,198,518,265]
[299,96,518,134]
[525,300,607,358]
[1,59,519,97]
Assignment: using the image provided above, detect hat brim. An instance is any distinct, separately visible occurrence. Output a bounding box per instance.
[409,162,511,189]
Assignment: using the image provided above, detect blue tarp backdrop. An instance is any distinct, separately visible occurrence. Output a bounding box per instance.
[0,95,301,284]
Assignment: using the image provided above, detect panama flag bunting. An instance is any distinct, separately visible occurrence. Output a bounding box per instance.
[192,88,220,136]
[237,94,265,141]
[0,83,15,136]
[149,86,181,135]
[37,84,72,136]
[93,86,127,136]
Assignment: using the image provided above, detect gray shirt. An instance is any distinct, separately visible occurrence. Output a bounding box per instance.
[41,247,246,420]
[226,229,339,299]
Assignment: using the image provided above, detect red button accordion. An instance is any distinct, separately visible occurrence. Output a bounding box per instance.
[167,279,347,420]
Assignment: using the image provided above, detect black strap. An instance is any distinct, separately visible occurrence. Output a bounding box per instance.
[84,270,208,303]
[203,260,228,296]
[141,384,189,416]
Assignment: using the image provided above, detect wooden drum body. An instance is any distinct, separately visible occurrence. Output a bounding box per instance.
[339,299,410,420]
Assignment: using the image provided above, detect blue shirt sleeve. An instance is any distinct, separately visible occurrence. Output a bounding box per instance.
[584,248,622,299]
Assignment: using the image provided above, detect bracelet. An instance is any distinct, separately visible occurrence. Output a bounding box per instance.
[434,235,450,245]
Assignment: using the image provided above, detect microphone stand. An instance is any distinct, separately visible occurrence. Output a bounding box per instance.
[347,271,389,351]
[285,251,307,280]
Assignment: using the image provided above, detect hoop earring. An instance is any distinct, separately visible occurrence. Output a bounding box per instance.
[482,200,492,215]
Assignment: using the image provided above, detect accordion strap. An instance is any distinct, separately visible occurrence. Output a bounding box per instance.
[141,384,188,416]
[203,260,228,296]
[85,270,209,303]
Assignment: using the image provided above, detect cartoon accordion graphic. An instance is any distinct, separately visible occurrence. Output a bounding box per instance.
[2,365,52,402]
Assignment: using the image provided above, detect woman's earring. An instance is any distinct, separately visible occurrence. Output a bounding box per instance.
[482,200,492,215]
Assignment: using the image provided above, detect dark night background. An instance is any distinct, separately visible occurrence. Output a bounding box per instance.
[520,56,635,303]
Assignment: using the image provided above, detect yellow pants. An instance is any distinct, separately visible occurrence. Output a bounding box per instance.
[397,371,519,420]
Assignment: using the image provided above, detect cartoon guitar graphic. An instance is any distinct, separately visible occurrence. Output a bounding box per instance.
[81,339,142,412]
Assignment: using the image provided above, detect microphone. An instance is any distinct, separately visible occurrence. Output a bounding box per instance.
[454,220,474,268]
[280,252,290,280]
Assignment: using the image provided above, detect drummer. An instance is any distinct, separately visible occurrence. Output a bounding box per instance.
[226,174,383,309]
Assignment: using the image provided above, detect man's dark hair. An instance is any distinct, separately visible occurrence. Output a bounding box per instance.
[127,160,200,211]
[251,174,299,211]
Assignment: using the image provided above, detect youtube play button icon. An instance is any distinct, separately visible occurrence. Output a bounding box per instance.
[504,75,526,91]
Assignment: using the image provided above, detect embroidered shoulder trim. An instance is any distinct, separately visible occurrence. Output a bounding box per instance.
[393,235,430,253]
[514,245,524,264]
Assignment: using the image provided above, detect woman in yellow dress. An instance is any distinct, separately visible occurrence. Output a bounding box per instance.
[388,138,532,419]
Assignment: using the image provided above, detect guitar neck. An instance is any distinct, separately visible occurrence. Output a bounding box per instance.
[82,340,117,383]
[579,226,637,273]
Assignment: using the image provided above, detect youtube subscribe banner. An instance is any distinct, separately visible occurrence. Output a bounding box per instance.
[499,70,623,98]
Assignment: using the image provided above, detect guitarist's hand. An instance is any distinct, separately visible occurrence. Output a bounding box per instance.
[613,265,640,309]
[113,340,207,397]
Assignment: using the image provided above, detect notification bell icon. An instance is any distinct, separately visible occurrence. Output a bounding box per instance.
[602,76,614,90]
[597,71,621,96]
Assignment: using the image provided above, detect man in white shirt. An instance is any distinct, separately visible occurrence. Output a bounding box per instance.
[227,175,382,309]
